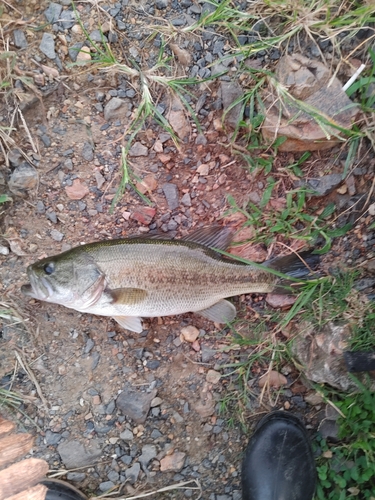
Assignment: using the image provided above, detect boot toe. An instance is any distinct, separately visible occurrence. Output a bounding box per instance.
[241,411,316,500]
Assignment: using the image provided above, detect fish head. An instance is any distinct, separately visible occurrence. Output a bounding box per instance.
[21,250,105,309]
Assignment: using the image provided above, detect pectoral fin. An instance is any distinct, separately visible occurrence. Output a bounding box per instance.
[109,287,148,305]
[196,299,236,323]
[113,316,143,333]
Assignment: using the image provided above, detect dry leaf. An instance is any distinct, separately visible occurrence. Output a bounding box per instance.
[41,65,59,79]
[170,43,192,66]
[259,370,288,388]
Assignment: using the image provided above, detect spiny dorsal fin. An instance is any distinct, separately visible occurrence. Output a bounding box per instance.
[127,232,167,241]
[181,226,233,250]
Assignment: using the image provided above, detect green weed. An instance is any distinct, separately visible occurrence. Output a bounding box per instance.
[0,194,12,204]
[225,193,351,252]
[315,377,375,500]
[348,308,375,353]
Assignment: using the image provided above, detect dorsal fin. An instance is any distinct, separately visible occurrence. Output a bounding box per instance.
[181,226,233,250]
[127,232,168,240]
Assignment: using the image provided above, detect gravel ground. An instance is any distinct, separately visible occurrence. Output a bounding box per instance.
[1,1,375,499]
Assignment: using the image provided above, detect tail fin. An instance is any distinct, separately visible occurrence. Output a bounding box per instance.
[264,251,320,293]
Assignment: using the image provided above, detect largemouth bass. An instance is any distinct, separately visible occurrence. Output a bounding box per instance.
[21,227,318,333]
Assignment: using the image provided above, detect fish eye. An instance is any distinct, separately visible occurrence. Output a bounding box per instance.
[43,262,55,275]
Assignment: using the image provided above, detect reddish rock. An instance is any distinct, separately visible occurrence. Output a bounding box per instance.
[158,154,172,164]
[65,179,89,200]
[131,207,156,225]
[266,294,297,309]
[230,243,268,263]
[160,451,186,472]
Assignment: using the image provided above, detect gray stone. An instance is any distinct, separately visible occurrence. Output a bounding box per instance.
[162,183,179,210]
[91,352,100,371]
[36,201,46,214]
[116,386,157,424]
[318,418,339,440]
[150,429,162,439]
[171,18,186,27]
[57,439,102,468]
[59,10,75,29]
[45,430,62,445]
[307,174,343,197]
[39,33,56,60]
[106,400,115,414]
[104,97,131,121]
[159,133,170,143]
[99,481,114,492]
[44,2,63,23]
[46,211,58,223]
[8,149,23,167]
[212,40,225,55]
[41,134,51,147]
[125,462,140,484]
[201,344,215,363]
[128,142,148,157]
[117,19,126,30]
[69,43,84,62]
[66,472,86,482]
[120,429,134,441]
[120,455,132,465]
[139,444,157,468]
[13,30,27,49]
[180,193,191,207]
[89,30,108,43]
[107,470,119,482]
[50,229,64,242]
[8,163,38,196]
[82,141,94,161]
[220,81,244,129]
[201,2,217,16]
[155,0,168,8]
[84,338,94,354]
[195,134,207,145]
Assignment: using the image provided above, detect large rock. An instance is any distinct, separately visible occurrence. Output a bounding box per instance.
[116,385,157,424]
[292,321,375,391]
[57,439,102,469]
[104,97,132,121]
[220,81,244,129]
[8,162,38,196]
[262,54,360,151]
[166,96,190,140]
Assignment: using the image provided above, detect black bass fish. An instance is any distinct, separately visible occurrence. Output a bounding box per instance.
[21,227,318,332]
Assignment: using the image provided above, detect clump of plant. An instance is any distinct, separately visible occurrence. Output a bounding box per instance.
[315,378,375,500]
[225,192,351,252]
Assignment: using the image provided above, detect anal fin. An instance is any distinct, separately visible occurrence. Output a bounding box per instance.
[113,316,143,333]
[196,299,236,323]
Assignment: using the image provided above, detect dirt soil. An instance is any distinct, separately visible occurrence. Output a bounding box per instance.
[1,1,375,499]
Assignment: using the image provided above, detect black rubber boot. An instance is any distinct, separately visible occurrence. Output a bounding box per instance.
[39,478,88,500]
[241,411,316,500]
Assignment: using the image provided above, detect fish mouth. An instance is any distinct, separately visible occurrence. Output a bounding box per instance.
[21,273,52,301]
[21,283,35,297]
